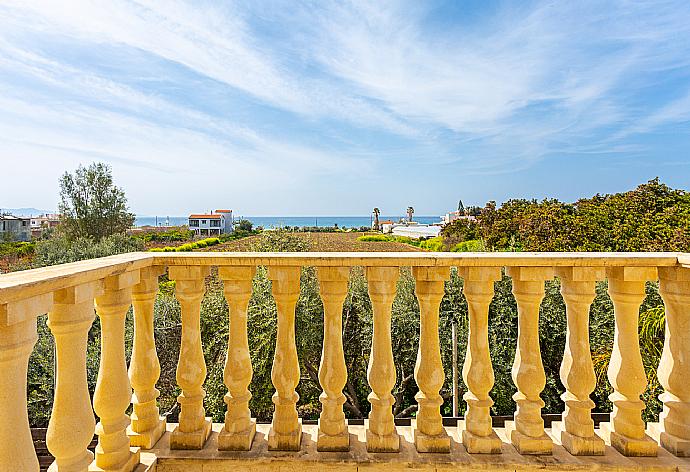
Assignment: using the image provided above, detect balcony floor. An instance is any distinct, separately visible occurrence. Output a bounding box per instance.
[138,423,690,471]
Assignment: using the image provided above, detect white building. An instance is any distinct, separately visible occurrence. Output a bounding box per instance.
[441,210,477,225]
[391,224,441,239]
[188,209,233,236]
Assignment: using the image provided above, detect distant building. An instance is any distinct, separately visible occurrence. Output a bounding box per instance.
[30,213,60,237]
[188,209,233,236]
[391,224,441,239]
[0,214,31,241]
[379,220,395,233]
[441,210,477,225]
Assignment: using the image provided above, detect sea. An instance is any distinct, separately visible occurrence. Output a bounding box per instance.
[135,215,441,229]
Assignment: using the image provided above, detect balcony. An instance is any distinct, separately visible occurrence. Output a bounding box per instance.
[1,251,689,472]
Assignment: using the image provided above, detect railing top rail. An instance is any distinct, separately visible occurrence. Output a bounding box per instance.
[0,251,686,305]
[0,252,152,304]
[153,251,683,267]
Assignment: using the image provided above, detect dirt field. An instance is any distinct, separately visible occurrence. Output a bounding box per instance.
[208,231,422,252]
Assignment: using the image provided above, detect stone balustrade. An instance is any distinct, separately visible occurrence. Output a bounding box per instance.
[1,251,689,471]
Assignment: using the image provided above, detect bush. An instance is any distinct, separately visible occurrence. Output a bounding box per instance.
[418,237,444,251]
[451,239,485,252]
[33,233,144,267]
[357,234,391,242]
[132,227,194,243]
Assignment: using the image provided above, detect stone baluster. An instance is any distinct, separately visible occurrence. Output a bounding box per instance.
[267,266,302,451]
[0,293,51,472]
[316,267,350,451]
[599,267,658,456]
[47,282,102,471]
[458,267,502,454]
[93,271,141,471]
[218,266,257,451]
[365,266,400,452]
[169,266,212,450]
[656,266,690,456]
[412,266,450,453]
[551,267,605,455]
[127,266,166,449]
[504,267,553,455]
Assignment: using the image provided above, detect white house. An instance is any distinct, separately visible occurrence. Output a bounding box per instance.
[188,209,233,236]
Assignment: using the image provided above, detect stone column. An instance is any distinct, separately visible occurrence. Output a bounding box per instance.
[458,266,502,454]
[0,293,49,472]
[93,271,141,471]
[551,267,605,455]
[127,266,166,449]
[365,266,400,452]
[267,266,302,451]
[316,266,350,451]
[412,266,450,453]
[169,266,212,450]
[47,283,100,471]
[218,266,257,451]
[657,266,690,456]
[504,266,553,455]
[599,267,658,456]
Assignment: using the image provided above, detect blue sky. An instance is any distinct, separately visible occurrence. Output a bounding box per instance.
[1,0,689,216]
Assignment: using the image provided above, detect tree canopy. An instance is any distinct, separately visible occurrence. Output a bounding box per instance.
[58,162,135,240]
[442,178,690,252]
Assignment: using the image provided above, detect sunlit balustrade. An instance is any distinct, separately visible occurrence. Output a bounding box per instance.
[1,251,689,471]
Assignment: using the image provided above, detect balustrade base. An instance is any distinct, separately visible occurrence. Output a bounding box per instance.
[127,417,167,449]
[143,422,690,471]
[551,421,605,456]
[660,432,690,458]
[364,419,400,453]
[504,421,553,455]
[268,419,302,451]
[648,422,690,457]
[170,418,212,450]
[218,421,256,451]
[411,419,451,453]
[598,422,658,457]
[48,450,94,472]
[458,420,502,454]
[88,447,140,472]
[317,421,349,451]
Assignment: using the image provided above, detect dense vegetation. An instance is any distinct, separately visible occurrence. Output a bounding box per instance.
[442,178,690,252]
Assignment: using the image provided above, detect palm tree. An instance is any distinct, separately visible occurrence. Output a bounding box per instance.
[373,208,381,231]
[407,206,414,222]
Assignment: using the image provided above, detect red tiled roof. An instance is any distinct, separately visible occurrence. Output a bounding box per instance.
[215,209,232,213]
[189,214,221,219]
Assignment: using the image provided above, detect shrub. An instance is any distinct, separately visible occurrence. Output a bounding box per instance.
[196,240,208,248]
[418,237,444,251]
[33,233,144,267]
[357,234,390,242]
[451,239,485,252]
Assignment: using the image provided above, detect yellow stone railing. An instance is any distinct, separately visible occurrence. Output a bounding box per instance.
[1,252,689,471]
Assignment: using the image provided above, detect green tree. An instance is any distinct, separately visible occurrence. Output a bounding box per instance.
[236,219,253,232]
[58,162,135,240]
